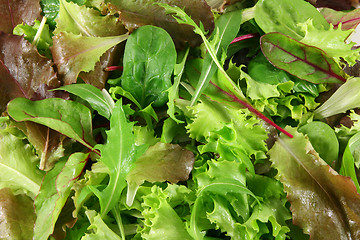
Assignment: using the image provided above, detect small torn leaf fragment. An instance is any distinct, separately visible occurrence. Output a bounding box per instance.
[126,142,194,206]
[7,98,96,150]
[261,32,347,84]
[107,0,214,47]
[0,0,42,33]
[0,188,36,240]
[34,153,88,240]
[269,128,360,240]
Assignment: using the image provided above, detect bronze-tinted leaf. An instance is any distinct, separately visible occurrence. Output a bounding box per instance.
[0,188,36,239]
[269,128,360,240]
[307,0,359,10]
[0,0,41,33]
[0,33,60,112]
[107,0,214,47]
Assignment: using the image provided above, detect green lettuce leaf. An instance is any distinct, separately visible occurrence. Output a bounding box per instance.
[34,153,88,240]
[55,0,125,37]
[0,124,43,198]
[299,19,360,66]
[0,188,36,240]
[7,97,96,150]
[269,127,360,239]
[90,99,148,216]
[126,142,194,206]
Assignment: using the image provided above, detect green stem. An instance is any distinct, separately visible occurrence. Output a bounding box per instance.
[32,16,47,46]
[112,205,126,240]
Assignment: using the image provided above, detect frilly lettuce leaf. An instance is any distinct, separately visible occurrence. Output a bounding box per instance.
[139,185,193,240]
[269,127,360,239]
[300,19,360,66]
[0,123,43,198]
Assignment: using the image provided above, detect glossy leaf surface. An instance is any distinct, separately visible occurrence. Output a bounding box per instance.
[261,32,347,84]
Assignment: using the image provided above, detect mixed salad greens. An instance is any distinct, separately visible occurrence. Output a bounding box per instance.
[1,0,360,239]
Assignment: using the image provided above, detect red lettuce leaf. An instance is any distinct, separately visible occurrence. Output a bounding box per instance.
[107,0,214,47]
[0,0,41,33]
[0,33,60,112]
[307,0,359,10]
[269,128,360,239]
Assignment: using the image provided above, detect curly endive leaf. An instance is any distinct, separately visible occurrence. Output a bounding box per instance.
[261,32,347,84]
[51,32,128,85]
[269,128,360,240]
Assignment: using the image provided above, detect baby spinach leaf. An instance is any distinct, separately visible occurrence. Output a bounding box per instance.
[90,100,148,216]
[269,128,360,240]
[54,84,114,119]
[34,153,88,240]
[254,0,329,40]
[261,32,347,84]
[40,0,60,29]
[340,132,360,193]
[298,121,339,165]
[120,25,176,108]
[51,32,128,85]
[7,97,96,150]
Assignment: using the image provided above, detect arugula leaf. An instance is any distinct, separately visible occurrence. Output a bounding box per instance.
[54,84,115,119]
[51,32,128,85]
[269,127,360,239]
[120,25,176,108]
[34,153,88,240]
[254,0,329,40]
[190,9,243,106]
[0,188,36,239]
[90,99,148,216]
[0,124,43,198]
[7,97,96,150]
[261,32,347,84]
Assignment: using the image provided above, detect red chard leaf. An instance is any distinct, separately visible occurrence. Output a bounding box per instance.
[307,0,359,10]
[320,7,360,30]
[0,0,41,33]
[261,32,347,84]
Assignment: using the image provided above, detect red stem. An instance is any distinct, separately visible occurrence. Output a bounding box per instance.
[230,33,259,44]
[105,66,123,71]
[210,82,293,138]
